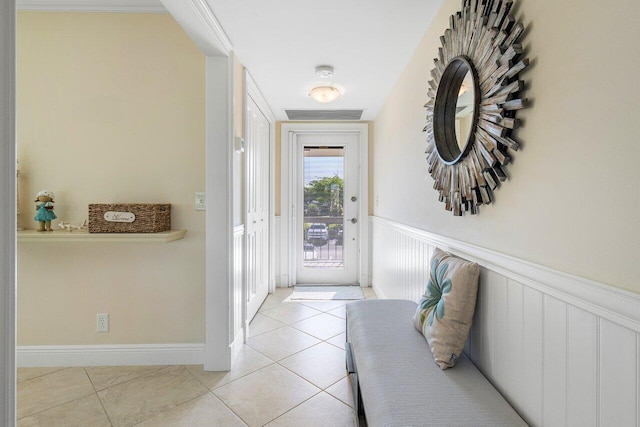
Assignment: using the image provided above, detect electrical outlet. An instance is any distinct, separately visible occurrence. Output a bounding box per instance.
[97,313,109,332]
[195,192,206,211]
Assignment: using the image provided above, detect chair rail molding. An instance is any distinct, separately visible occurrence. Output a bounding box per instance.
[17,0,166,12]
[370,216,640,332]
[0,0,16,424]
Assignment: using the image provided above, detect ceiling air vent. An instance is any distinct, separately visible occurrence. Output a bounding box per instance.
[285,109,364,121]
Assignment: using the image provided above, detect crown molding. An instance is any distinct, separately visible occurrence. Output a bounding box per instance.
[17,0,234,57]
[161,0,232,56]
[17,0,167,13]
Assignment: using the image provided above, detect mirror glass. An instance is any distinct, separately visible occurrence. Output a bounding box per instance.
[455,70,475,151]
[433,57,478,165]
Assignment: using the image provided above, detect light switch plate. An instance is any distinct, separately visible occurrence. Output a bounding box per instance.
[195,192,206,211]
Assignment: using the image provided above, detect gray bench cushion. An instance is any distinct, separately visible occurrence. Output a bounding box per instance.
[346,299,527,427]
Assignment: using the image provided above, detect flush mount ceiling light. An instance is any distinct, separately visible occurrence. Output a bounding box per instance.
[309,85,341,103]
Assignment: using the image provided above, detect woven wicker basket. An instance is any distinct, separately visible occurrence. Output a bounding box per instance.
[88,204,171,233]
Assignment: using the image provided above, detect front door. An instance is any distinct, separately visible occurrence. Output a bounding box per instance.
[295,133,359,284]
[245,95,270,322]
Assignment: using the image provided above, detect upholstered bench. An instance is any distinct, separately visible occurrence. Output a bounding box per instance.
[345,299,527,427]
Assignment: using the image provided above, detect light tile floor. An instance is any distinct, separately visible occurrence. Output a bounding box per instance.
[17,287,377,426]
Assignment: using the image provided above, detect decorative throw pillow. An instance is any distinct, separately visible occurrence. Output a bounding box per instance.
[413,248,480,369]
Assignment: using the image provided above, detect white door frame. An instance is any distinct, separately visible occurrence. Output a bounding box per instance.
[1,1,16,423]
[160,0,237,371]
[280,122,369,287]
[245,72,276,296]
[243,71,275,333]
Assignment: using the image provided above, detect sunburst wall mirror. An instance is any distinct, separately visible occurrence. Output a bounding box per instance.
[424,0,529,216]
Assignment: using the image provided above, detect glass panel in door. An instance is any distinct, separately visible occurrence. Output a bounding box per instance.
[295,133,359,285]
[303,147,344,268]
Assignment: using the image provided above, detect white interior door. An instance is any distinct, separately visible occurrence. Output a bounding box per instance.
[295,133,359,285]
[245,96,270,322]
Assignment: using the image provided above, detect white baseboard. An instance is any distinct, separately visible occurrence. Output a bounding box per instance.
[371,284,387,299]
[275,275,289,287]
[17,343,205,367]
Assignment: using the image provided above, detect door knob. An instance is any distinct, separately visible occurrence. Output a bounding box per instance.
[351,217,358,224]
[351,196,357,202]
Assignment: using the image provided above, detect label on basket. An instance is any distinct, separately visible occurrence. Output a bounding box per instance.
[104,211,136,223]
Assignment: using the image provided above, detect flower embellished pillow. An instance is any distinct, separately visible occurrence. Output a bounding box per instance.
[413,248,480,369]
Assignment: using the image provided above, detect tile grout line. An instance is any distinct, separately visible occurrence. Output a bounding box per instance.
[83,367,115,427]
[189,360,277,393]
[205,387,251,426]
[16,367,71,384]
[253,298,353,422]
[127,369,232,427]
[247,323,288,339]
[258,309,325,324]
[259,389,324,427]
[16,368,96,422]
[87,365,169,393]
[207,363,290,427]
[17,392,98,422]
[88,365,193,427]
[275,350,345,390]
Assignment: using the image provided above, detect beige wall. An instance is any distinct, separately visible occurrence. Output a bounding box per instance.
[17,12,206,345]
[374,0,640,292]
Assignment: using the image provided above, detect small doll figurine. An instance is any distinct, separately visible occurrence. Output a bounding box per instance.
[34,190,57,232]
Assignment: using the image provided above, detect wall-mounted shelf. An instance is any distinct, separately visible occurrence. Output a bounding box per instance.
[18,229,187,243]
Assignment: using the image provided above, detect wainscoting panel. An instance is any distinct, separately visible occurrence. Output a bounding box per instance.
[232,225,245,344]
[599,319,637,426]
[521,286,544,426]
[504,279,524,415]
[274,216,282,286]
[370,216,640,427]
[543,295,567,427]
[566,306,597,427]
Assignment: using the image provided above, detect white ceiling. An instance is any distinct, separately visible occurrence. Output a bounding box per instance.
[206,0,445,121]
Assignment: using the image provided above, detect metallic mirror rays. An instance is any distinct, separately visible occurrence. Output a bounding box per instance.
[424,0,529,216]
